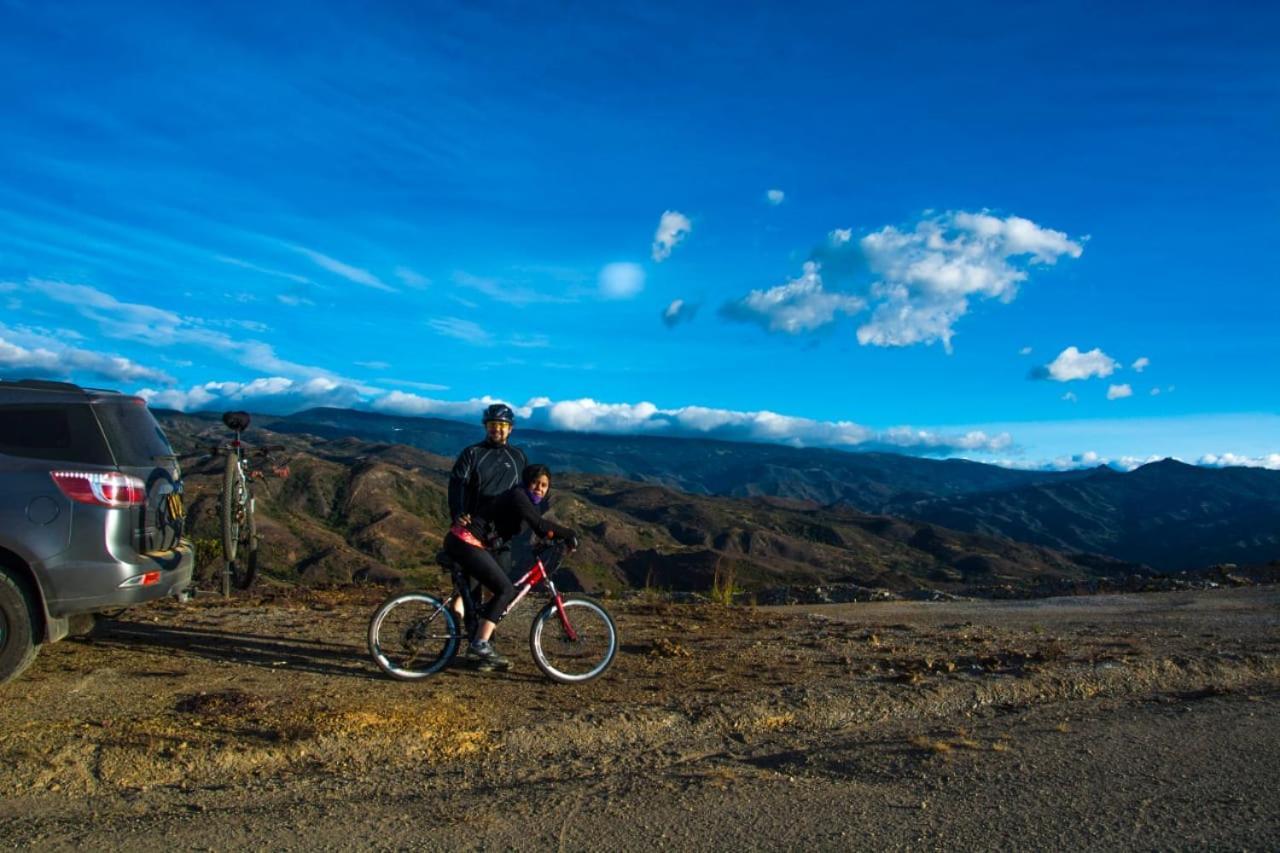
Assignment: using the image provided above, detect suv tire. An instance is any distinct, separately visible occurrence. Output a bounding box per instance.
[0,567,39,684]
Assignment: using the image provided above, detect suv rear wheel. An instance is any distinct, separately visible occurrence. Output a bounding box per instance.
[0,567,39,683]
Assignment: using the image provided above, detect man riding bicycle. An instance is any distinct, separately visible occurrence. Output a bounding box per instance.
[445,464,578,670]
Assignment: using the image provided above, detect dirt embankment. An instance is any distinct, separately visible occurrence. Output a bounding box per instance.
[1,586,1278,850]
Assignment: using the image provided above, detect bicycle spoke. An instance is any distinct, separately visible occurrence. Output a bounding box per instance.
[369,594,459,679]
[530,598,617,683]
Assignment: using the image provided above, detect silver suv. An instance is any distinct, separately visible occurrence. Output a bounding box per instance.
[0,379,194,682]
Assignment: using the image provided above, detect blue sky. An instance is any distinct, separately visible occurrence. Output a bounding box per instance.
[1,1,1277,469]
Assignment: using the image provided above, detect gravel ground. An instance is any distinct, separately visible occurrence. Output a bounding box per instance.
[1,585,1277,850]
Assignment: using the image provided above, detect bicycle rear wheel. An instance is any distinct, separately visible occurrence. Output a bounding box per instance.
[227,498,258,591]
[220,453,245,563]
[368,593,460,680]
[529,597,617,684]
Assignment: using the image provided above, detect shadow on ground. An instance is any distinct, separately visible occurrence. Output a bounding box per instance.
[88,620,380,680]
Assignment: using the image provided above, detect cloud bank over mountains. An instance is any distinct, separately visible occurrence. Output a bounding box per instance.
[138,378,1011,457]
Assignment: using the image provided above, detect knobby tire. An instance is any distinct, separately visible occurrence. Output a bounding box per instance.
[229,497,258,591]
[220,453,243,564]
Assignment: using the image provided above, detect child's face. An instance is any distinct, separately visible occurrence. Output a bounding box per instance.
[527,474,550,500]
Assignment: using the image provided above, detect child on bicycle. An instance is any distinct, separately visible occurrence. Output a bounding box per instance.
[444,464,578,670]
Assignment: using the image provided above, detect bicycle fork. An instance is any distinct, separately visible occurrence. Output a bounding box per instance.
[517,561,580,642]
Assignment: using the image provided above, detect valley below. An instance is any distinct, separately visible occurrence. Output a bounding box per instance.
[2,586,1278,850]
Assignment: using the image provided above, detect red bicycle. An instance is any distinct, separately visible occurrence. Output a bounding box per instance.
[367,540,618,684]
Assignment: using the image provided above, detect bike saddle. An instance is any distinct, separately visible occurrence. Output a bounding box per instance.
[222,411,251,431]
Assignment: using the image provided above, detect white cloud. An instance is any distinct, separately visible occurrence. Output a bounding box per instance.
[371,391,524,421]
[379,378,450,392]
[765,189,785,206]
[427,316,491,345]
[1132,356,1150,372]
[0,333,174,384]
[1019,346,1033,356]
[138,376,363,413]
[1062,391,1078,403]
[371,392,1010,454]
[880,427,1013,453]
[662,299,698,327]
[1107,383,1133,400]
[853,211,1083,352]
[722,261,865,334]
[29,278,340,381]
[1199,452,1280,470]
[829,228,852,245]
[599,262,645,300]
[455,271,570,306]
[277,294,315,307]
[1040,450,1161,472]
[395,266,431,288]
[356,360,390,370]
[509,334,550,349]
[30,279,182,338]
[294,247,395,292]
[217,255,312,285]
[1044,346,1119,381]
[652,211,692,262]
[1150,387,1161,396]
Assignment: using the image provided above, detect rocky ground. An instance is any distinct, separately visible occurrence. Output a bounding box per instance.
[2,585,1278,850]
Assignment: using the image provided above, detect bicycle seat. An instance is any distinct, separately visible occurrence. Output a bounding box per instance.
[222,411,251,431]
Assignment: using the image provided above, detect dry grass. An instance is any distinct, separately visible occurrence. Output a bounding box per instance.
[709,557,740,606]
[1,689,492,795]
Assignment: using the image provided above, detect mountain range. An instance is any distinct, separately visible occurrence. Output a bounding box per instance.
[157,412,1143,596]
[156,406,1280,593]
[267,407,1280,571]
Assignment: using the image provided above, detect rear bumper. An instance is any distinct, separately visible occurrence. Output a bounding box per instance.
[41,538,195,616]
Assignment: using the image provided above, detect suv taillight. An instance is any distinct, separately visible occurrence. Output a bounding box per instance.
[50,471,146,508]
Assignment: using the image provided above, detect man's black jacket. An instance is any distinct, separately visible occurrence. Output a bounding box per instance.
[447,439,527,522]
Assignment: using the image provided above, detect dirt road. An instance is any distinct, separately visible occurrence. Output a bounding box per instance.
[2,586,1278,850]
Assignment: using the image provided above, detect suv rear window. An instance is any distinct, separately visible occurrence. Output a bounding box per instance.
[92,400,175,467]
[0,403,114,464]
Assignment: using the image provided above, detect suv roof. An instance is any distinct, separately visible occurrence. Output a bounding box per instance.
[0,378,137,404]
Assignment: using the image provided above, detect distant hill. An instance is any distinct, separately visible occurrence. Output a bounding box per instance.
[157,412,1148,596]
[890,458,1280,571]
[259,407,1082,508]
[157,406,1280,574]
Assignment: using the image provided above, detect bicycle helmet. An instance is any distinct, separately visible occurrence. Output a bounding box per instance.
[481,403,515,425]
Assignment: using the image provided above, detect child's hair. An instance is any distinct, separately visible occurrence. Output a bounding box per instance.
[522,463,552,487]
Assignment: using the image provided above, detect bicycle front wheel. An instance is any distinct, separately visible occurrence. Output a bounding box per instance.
[368,593,460,680]
[220,453,245,563]
[529,597,618,684]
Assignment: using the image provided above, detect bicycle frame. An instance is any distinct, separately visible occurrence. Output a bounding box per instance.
[450,545,578,641]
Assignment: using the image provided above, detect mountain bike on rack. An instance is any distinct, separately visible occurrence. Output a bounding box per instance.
[211,411,288,595]
[368,540,618,684]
